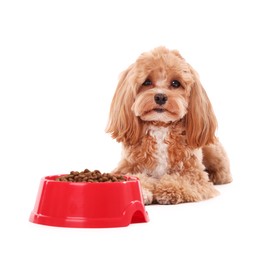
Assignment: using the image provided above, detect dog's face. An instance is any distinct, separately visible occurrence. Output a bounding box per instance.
[131,51,193,123]
[107,47,217,147]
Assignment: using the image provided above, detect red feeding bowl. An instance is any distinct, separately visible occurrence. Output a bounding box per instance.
[29,175,149,228]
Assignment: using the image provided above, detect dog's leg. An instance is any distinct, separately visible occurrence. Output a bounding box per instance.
[202,141,232,184]
[153,171,219,204]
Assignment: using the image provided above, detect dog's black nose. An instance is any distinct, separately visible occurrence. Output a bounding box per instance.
[154,93,167,105]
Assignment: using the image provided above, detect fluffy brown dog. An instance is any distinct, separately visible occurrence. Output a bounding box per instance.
[106,46,232,205]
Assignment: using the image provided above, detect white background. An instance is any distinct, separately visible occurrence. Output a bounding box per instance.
[1,0,260,259]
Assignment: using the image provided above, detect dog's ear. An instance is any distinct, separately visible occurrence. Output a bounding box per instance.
[106,64,142,145]
[185,65,217,148]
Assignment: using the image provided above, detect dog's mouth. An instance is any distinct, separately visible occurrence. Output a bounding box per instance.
[143,108,170,116]
[139,107,181,122]
[153,108,165,113]
[146,108,168,114]
[142,108,178,117]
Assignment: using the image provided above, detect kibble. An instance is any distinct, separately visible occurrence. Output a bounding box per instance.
[55,169,126,183]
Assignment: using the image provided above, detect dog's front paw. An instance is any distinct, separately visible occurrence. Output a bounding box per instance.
[142,187,153,205]
[154,187,182,205]
[153,173,219,204]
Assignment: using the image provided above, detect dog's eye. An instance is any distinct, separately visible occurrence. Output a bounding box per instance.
[142,79,152,86]
[171,80,181,88]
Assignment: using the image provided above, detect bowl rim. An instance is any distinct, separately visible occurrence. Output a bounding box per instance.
[43,174,139,185]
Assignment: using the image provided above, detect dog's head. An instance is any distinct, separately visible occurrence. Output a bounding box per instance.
[106,46,217,148]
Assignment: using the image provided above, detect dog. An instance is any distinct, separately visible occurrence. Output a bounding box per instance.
[106,46,232,205]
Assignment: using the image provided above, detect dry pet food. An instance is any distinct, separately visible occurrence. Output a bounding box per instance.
[55,169,126,183]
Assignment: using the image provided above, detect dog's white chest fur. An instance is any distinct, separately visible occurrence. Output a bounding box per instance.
[146,125,169,178]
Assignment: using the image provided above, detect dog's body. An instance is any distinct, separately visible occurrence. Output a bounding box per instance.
[107,47,232,204]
